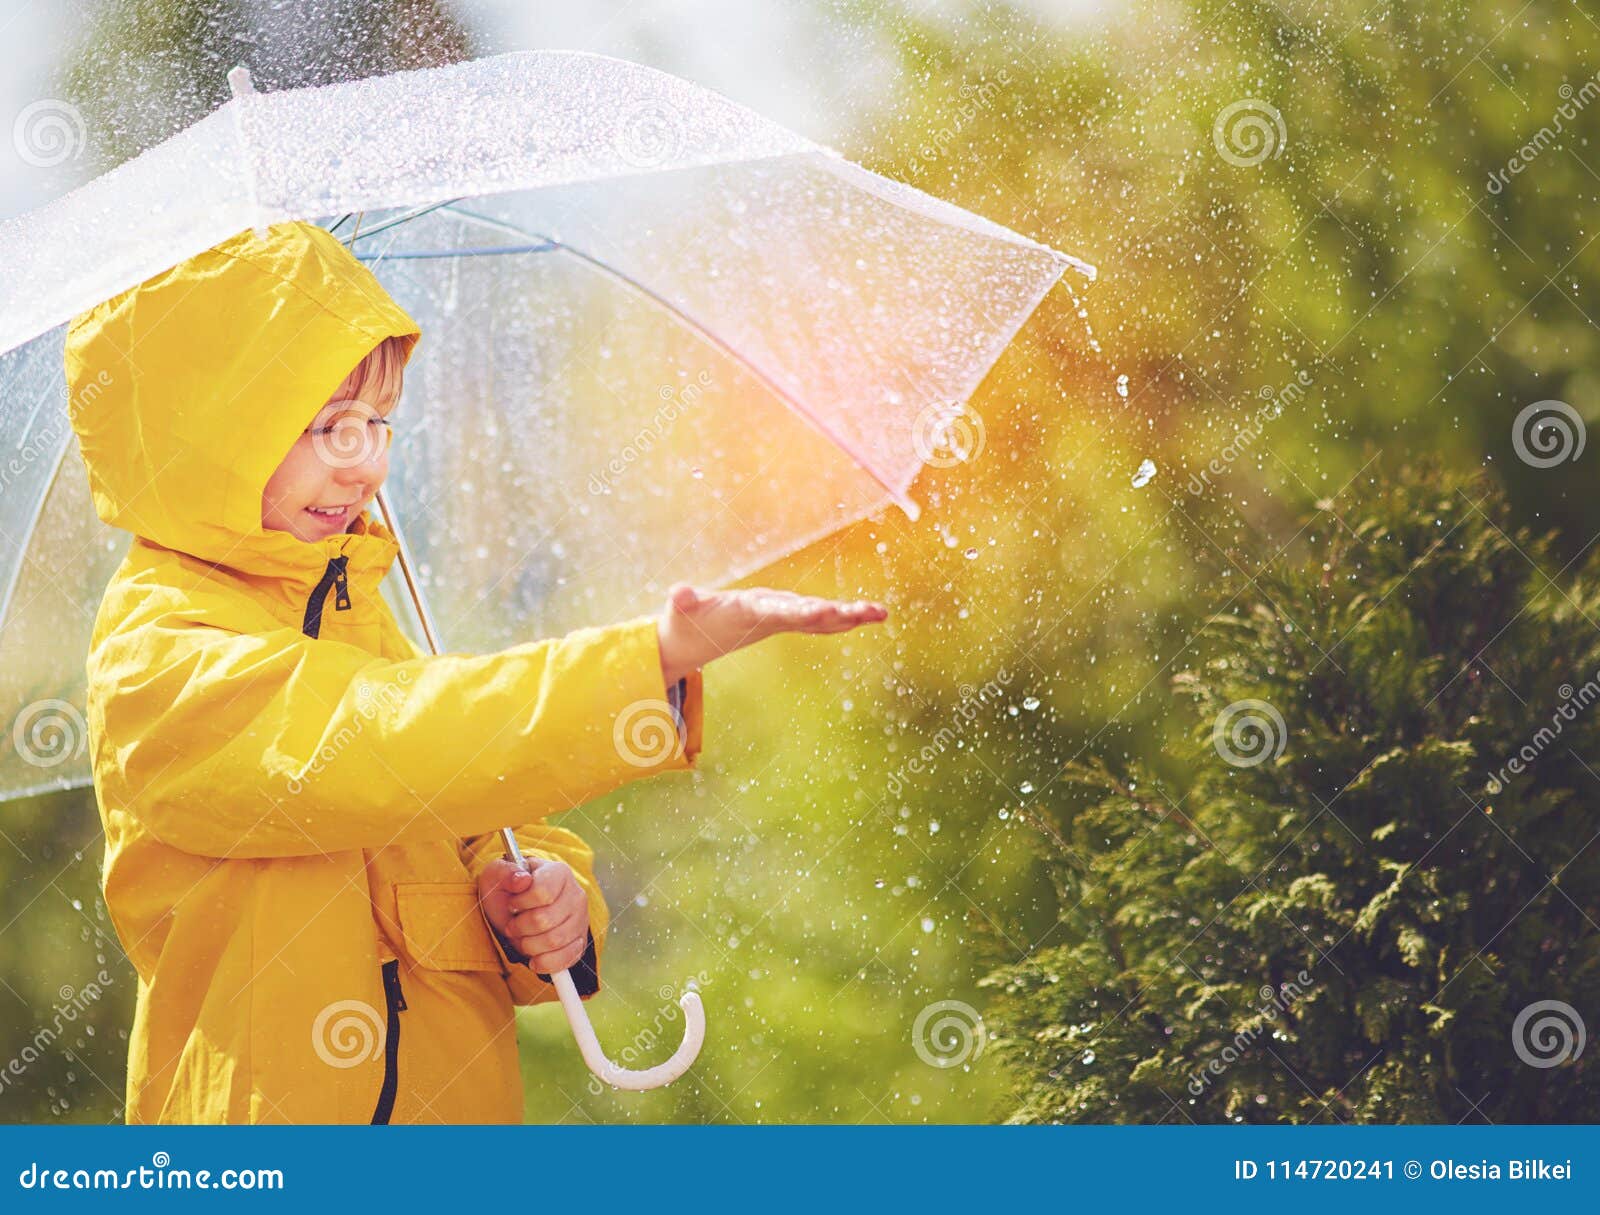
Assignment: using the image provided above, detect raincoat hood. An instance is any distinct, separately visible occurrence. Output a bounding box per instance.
[63,221,420,578]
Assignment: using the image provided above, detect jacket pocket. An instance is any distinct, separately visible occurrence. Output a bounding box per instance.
[394,881,505,972]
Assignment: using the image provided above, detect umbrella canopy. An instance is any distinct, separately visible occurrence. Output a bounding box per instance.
[0,49,1093,798]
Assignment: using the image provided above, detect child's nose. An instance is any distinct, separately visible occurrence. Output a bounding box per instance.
[333,443,386,484]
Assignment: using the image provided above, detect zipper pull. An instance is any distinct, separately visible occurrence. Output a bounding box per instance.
[333,556,351,611]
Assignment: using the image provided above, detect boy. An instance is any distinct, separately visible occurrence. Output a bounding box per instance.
[67,221,883,1123]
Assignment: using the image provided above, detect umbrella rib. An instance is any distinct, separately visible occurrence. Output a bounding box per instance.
[339,199,461,245]
[425,203,920,518]
[0,426,72,634]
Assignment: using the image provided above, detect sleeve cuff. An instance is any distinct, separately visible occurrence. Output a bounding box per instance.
[488,921,601,999]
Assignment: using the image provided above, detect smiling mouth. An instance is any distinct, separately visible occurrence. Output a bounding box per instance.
[305,503,356,521]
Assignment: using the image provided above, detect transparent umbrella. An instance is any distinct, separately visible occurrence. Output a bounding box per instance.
[0,49,1094,1088]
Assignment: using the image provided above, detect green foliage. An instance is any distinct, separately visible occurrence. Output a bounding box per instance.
[985,466,1600,1123]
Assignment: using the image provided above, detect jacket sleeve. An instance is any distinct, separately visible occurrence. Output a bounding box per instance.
[461,822,608,1006]
[459,675,696,1005]
[88,610,704,859]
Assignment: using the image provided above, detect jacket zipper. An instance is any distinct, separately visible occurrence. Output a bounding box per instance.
[370,958,406,1124]
[301,555,351,639]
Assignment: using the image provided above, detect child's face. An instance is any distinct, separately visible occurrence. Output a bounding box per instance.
[261,374,395,542]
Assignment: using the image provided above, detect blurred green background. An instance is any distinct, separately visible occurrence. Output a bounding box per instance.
[1,0,1595,1122]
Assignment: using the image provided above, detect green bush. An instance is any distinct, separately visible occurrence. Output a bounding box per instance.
[984,466,1600,1123]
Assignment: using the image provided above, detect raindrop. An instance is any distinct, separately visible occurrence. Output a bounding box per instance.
[1131,459,1157,488]
[1115,374,1129,398]
[1021,696,1041,711]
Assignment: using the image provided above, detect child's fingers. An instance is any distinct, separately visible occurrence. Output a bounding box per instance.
[529,938,588,975]
[771,596,887,634]
[523,858,574,907]
[510,887,583,936]
[516,907,587,961]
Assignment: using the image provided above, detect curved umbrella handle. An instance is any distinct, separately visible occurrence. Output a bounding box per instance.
[498,826,705,1091]
[549,969,706,1091]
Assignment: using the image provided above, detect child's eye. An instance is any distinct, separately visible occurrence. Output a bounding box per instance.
[304,417,392,438]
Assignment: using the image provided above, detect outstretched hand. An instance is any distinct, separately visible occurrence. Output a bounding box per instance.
[656,583,888,686]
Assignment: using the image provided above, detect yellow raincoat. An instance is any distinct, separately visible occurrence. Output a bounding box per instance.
[65,221,703,1124]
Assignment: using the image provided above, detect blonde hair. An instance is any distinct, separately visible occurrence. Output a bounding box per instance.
[329,333,412,411]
